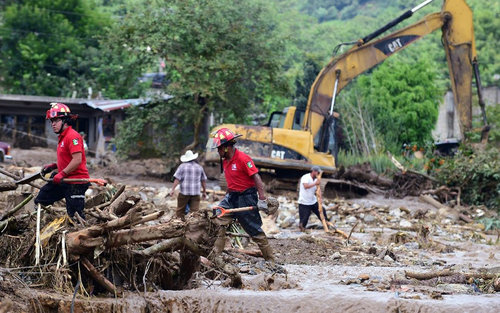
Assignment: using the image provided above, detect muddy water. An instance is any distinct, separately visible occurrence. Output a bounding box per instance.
[26,262,500,313]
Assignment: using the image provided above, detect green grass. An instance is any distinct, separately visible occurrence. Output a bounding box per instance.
[336,150,396,175]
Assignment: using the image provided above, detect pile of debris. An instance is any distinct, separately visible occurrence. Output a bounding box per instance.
[0,166,288,311]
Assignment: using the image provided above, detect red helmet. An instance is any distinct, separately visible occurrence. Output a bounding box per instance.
[211,127,242,148]
[46,102,73,119]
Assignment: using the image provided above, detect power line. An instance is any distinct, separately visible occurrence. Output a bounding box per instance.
[0,26,102,45]
[3,5,124,19]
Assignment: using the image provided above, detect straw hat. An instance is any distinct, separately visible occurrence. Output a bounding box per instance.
[180,150,198,162]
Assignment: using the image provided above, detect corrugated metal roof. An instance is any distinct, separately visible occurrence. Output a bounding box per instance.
[0,94,172,112]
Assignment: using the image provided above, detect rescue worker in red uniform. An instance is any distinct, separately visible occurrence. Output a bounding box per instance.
[211,128,275,262]
[35,103,90,219]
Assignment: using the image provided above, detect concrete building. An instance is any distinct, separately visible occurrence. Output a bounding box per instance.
[433,86,499,142]
[0,94,170,152]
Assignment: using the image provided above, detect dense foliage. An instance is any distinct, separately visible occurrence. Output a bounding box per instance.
[435,148,500,211]
[343,57,441,153]
[0,0,146,98]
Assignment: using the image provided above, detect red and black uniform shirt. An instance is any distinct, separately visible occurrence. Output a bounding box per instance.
[223,149,258,192]
[57,126,89,182]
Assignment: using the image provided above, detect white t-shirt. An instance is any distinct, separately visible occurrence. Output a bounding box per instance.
[298,173,318,205]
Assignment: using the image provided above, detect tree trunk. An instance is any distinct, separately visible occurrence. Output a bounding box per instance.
[184,94,208,151]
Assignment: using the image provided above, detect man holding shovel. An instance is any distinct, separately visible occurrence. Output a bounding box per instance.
[34,103,90,220]
[210,128,275,262]
[297,166,328,232]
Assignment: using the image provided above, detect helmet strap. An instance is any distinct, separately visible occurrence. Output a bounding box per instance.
[55,117,68,134]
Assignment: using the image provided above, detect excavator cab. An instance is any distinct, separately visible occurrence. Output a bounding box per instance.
[266,107,305,131]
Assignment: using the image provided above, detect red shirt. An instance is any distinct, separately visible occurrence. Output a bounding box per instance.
[223,149,258,192]
[57,126,89,182]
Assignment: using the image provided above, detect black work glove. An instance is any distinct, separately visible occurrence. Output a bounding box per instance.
[41,163,57,175]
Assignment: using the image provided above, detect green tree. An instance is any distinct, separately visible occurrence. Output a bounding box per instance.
[112,0,288,154]
[0,0,147,98]
[353,57,441,152]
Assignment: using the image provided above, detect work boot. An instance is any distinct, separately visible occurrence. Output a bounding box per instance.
[252,233,275,263]
[211,227,227,257]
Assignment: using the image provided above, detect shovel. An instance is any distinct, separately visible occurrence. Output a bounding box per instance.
[0,172,43,192]
[40,175,107,186]
[0,172,107,192]
[213,205,256,218]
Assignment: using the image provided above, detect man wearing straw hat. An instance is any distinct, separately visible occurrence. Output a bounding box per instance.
[169,150,207,219]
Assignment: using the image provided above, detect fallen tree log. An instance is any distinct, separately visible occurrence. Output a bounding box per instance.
[108,193,141,217]
[81,257,118,295]
[420,195,446,209]
[0,194,33,221]
[336,163,393,188]
[405,269,453,280]
[405,269,499,281]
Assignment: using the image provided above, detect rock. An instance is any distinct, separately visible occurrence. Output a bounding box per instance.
[474,208,485,218]
[330,252,342,260]
[346,216,357,224]
[262,216,280,235]
[436,283,473,294]
[280,216,296,229]
[329,215,340,223]
[389,208,401,220]
[399,219,412,228]
[363,214,376,223]
[358,274,370,281]
[437,207,459,222]
[403,242,419,250]
[494,277,500,291]
[138,191,148,202]
[441,218,452,225]
[383,255,394,262]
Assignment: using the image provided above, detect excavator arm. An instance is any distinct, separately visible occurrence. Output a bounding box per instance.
[304,0,488,141]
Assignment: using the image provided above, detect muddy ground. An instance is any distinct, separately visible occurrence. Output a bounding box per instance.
[1,148,499,313]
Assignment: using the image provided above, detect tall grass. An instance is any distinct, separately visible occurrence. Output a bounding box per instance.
[336,150,396,175]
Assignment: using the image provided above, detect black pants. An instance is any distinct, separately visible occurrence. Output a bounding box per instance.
[35,182,90,218]
[218,187,263,237]
[299,202,328,228]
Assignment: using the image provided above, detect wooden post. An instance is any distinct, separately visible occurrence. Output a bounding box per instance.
[316,172,329,232]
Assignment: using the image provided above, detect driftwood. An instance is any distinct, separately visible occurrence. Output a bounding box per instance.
[108,193,141,217]
[62,203,245,289]
[336,163,393,189]
[0,194,34,221]
[405,269,499,281]
[66,210,183,255]
[81,257,118,295]
[420,194,446,209]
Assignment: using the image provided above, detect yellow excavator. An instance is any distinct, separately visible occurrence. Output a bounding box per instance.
[205,0,489,186]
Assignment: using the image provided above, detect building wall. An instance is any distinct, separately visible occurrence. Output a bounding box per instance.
[433,86,499,142]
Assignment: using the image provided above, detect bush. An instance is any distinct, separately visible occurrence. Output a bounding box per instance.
[434,147,500,211]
